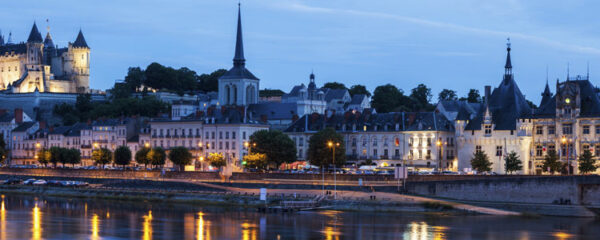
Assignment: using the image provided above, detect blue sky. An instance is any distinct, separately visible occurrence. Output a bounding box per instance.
[4,0,600,104]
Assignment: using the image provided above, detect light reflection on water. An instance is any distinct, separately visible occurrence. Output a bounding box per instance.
[0,194,595,239]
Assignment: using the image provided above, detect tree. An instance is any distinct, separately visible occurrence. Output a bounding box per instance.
[135,147,151,168]
[114,146,132,167]
[197,69,227,92]
[36,148,51,167]
[168,147,193,171]
[459,89,481,103]
[504,151,522,174]
[410,84,434,111]
[470,151,492,173]
[349,85,371,97]
[249,130,297,168]
[438,89,458,102]
[207,153,226,170]
[92,148,112,168]
[578,150,597,174]
[371,84,403,113]
[63,148,81,167]
[0,136,7,165]
[307,128,346,168]
[148,147,166,168]
[259,89,285,98]
[49,146,62,167]
[542,150,562,174]
[323,82,347,90]
[243,153,268,171]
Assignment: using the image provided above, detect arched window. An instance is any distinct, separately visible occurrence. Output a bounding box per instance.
[225,85,231,105]
[233,85,238,104]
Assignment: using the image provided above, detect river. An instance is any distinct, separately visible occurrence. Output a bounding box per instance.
[0,194,597,239]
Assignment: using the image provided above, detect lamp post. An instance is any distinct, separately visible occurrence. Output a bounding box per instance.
[561,136,571,175]
[436,139,442,173]
[197,142,203,171]
[328,141,340,199]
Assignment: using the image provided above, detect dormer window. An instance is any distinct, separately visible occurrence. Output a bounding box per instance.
[484,125,492,135]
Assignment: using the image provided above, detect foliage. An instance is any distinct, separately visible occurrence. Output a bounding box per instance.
[243,153,268,170]
[114,146,132,167]
[63,148,81,167]
[0,136,6,164]
[36,148,51,167]
[322,82,347,90]
[207,153,226,169]
[349,84,371,97]
[92,148,112,168]
[135,147,151,168]
[49,146,62,167]
[470,151,492,173]
[409,84,434,111]
[197,69,227,93]
[578,150,597,174]
[259,89,285,98]
[371,84,403,113]
[438,89,458,102]
[458,89,481,103]
[249,130,297,167]
[307,128,346,168]
[542,150,562,174]
[168,147,193,171]
[148,147,166,168]
[504,151,522,174]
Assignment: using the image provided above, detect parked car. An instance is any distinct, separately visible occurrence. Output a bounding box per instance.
[4,178,22,185]
[32,180,47,185]
[23,179,37,185]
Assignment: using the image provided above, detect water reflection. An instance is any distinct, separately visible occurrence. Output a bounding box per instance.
[91,213,100,240]
[1,195,5,240]
[143,210,152,240]
[197,212,210,240]
[32,203,41,240]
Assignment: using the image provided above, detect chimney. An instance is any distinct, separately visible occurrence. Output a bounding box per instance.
[260,114,268,123]
[39,121,46,130]
[484,85,491,107]
[14,108,23,124]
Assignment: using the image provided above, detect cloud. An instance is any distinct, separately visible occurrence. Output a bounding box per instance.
[281,2,600,55]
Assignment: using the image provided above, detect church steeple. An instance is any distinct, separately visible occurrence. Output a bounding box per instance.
[233,3,245,67]
[27,22,43,43]
[504,38,512,75]
[540,79,552,107]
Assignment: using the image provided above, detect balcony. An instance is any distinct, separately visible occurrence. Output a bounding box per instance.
[81,144,92,149]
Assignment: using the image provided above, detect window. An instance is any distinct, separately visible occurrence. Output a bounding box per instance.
[219,132,223,139]
[426,150,431,159]
[596,145,600,156]
[496,146,503,156]
[426,138,431,147]
[583,125,590,135]
[408,138,413,147]
[394,149,400,157]
[225,142,229,150]
[242,132,246,139]
[484,125,492,135]
[232,132,236,139]
[548,126,555,135]
[232,142,236,150]
[211,132,215,139]
[352,138,357,147]
[535,145,543,157]
[476,145,482,153]
[563,124,573,135]
[583,144,590,152]
[383,149,388,157]
[299,137,304,147]
[373,139,377,147]
[536,126,543,135]
[373,149,377,157]
[596,125,600,135]
[225,132,229,139]
[219,142,223,150]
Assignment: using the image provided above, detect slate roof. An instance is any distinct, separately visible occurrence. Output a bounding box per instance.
[27,23,43,43]
[248,102,297,120]
[92,118,130,126]
[349,94,367,105]
[0,43,27,55]
[0,112,14,123]
[12,122,36,132]
[324,89,348,102]
[535,80,600,118]
[44,32,54,47]
[285,110,454,133]
[219,5,258,81]
[72,30,89,48]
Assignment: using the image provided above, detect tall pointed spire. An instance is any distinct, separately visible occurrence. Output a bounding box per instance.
[6,32,12,44]
[233,3,245,67]
[504,38,512,75]
[72,29,89,48]
[27,22,43,43]
[0,30,4,46]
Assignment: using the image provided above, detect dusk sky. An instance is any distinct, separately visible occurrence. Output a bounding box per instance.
[4,0,600,103]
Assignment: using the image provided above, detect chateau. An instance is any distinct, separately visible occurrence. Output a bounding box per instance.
[0,22,90,93]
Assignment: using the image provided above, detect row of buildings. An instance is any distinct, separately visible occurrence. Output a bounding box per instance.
[1,5,600,175]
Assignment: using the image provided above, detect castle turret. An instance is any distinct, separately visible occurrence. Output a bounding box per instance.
[26,22,44,65]
[43,32,56,65]
[69,29,90,93]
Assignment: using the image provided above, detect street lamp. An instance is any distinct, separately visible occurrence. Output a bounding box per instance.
[144,142,150,148]
[436,140,442,173]
[328,140,340,199]
[561,136,571,175]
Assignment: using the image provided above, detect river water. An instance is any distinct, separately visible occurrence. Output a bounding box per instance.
[0,194,597,240]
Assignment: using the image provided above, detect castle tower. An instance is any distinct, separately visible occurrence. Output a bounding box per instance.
[218,4,259,106]
[26,22,44,65]
[43,31,56,65]
[69,29,90,93]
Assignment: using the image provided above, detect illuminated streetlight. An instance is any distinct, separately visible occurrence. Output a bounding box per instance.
[327,141,340,199]
[35,142,41,149]
[144,142,150,148]
[198,142,203,148]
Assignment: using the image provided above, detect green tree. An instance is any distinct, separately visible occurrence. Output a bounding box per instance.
[349,84,371,97]
[49,146,63,167]
[63,148,81,167]
[542,150,562,174]
[504,151,522,174]
[470,151,492,173]
[459,89,482,103]
[36,148,51,167]
[168,147,193,171]
[259,89,285,98]
[249,130,297,168]
[438,89,458,102]
[307,128,346,168]
[135,147,151,168]
[371,84,403,113]
[207,153,226,170]
[148,147,166,168]
[243,153,268,171]
[0,136,7,165]
[92,148,112,168]
[410,84,434,111]
[114,146,132,167]
[197,69,227,92]
[578,150,597,174]
[322,82,347,90]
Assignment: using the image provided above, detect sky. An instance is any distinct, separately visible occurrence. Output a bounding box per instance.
[4,0,600,104]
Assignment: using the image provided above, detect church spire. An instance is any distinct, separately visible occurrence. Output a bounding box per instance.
[504,38,512,75]
[233,3,245,67]
[27,22,43,43]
